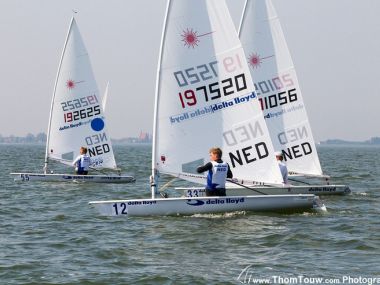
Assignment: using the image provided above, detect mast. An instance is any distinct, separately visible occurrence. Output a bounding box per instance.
[151,0,171,198]
[238,0,249,37]
[44,16,75,173]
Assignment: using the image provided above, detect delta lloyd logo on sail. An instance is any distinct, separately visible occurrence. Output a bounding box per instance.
[169,92,257,124]
[264,103,305,119]
[58,117,106,131]
[59,118,90,131]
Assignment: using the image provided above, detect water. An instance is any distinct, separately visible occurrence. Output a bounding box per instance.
[1,144,379,284]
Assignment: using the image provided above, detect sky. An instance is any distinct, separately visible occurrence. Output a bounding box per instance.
[0,0,379,142]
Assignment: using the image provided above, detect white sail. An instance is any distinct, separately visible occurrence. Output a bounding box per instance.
[152,0,284,186]
[45,17,117,170]
[238,0,323,176]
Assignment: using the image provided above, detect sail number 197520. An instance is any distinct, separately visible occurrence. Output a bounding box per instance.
[173,54,247,109]
[178,74,247,108]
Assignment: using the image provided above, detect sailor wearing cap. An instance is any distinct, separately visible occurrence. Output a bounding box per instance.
[275,151,288,184]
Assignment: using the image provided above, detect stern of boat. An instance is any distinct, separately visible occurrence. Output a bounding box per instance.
[312,196,327,212]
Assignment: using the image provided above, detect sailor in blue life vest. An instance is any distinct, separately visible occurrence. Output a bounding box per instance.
[275,151,289,184]
[73,146,91,175]
[196,147,233,196]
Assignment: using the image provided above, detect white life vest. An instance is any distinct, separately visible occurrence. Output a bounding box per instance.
[74,154,91,171]
[207,161,228,189]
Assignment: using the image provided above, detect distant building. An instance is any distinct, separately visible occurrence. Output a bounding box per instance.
[369,137,380,144]
[138,131,151,143]
[109,131,152,145]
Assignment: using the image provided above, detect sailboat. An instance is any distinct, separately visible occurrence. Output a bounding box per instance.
[89,0,325,217]
[235,0,349,194]
[10,17,135,183]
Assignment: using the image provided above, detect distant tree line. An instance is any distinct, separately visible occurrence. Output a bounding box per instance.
[0,133,47,144]
[320,137,380,145]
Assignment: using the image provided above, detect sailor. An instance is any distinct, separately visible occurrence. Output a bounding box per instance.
[73,146,91,175]
[197,147,233,196]
[275,151,288,184]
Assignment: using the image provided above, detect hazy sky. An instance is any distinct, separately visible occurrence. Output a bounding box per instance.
[1,0,379,141]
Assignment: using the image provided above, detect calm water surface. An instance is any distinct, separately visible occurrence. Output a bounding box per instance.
[0,144,379,284]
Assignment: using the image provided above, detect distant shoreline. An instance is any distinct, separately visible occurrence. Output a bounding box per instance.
[0,133,152,145]
[1,133,378,146]
[319,137,380,146]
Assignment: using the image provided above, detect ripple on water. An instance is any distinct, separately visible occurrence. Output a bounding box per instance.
[1,144,380,284]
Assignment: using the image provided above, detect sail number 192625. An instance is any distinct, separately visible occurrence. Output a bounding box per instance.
[63,105,101,123]
[61,95,98,111]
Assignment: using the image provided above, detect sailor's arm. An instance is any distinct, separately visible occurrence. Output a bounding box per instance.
[72,155,80,166]
[196,162,212,173]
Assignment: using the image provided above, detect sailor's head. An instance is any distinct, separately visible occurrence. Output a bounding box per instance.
[275,151,283,161]
[209,147,222,161]
[80,146,88,154]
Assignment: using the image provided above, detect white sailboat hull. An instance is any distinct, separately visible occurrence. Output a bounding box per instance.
[10,172,135,183]
[179,184,350,197]
[89,195,324,216]
[89,194,324,217]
